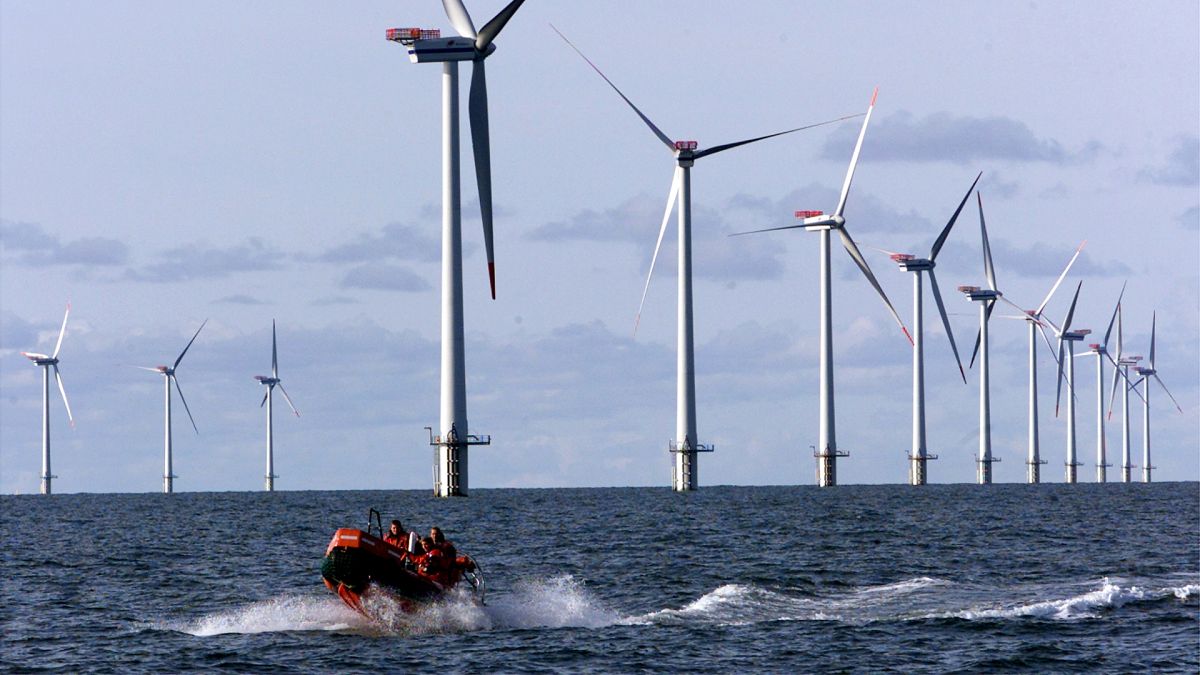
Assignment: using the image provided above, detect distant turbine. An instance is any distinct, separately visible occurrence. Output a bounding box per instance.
[387,0,526,496]
[1104,303,1143,483]
[880,172,979,485]
[1053,283,1088,484]
[1131,312,1184,483]
[555,26,861,492]
[991,241,1086,483]
[138,320,206,494]
[1082,283,1127,483]
[734,88,911,487]
[20,303,74,495]
[958,193,1006,484]
[254,320,299,492]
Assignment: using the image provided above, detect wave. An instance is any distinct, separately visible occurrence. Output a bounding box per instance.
[950,578,1200,621]
[163,575,1197,636]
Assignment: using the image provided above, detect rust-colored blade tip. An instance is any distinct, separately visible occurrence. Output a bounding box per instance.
[870,87,879,106]
[488,262,496,300]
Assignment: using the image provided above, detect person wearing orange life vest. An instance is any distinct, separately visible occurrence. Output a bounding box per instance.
[429,527,477,585]
[384,520,408,548]
[407,535,452,586]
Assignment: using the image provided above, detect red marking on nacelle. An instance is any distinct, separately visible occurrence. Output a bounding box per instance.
[958,285,980,293]
[794,210,824,218]
[1088,343,1101,350]
[673,140,698,151]
[386,27,440,41]
[890,253,915,262]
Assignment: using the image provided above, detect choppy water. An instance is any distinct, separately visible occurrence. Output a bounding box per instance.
[2,483,1197,672]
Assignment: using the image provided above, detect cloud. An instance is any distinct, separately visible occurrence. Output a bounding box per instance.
[820,111,1097,165]
[0,311,38,352]
[312,222,440,264]
[1139,136,1200,186]
[0,221,128,266]
[339,263,431,291]
[213,295,269,305]
[1179,206,1199,231]
[126,238,283,282]
[527,194,659,243]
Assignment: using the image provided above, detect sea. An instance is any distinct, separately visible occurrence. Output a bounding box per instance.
[2,483,1197,673]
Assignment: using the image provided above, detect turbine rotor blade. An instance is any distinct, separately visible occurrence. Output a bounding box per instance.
[728,223,806,237]
[1054,281,1083,416]
[174,319,208,370]
[691,113,864,160]
[967,300,996,369]
[1102,281,1126,347]
[1154,373,1183,413]
[928,269,966,383]
[260,389,269,408]
[441,0,478,39]
[1037,322,1059,368]
[173,375,199,434]
[635,167,681,334]
[469,59,497,298]
[977,192,998,292]
[52,302,71,359]
[476,0,525,51]
[834,87,878,218]
[929,172,982,261]
[1036,240,1087,316]
[839,224,912,344]
[1148,312,1156,369]
[271,319,278,378]
[53,364,74,426]
[552,25,675,152]
[277,383,300,417]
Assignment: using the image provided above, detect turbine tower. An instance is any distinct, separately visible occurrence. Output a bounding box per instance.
[991,241,1085,484]
[555,27,860,492]
[138,320,206,494]
[958,193,1005,484]
[1082,284,1125,483]
[387,0,526,496]
[735,89,912,487]
[882,172,979,485]
[20,304,74,495]
[1131,312,1184,482]
[1053,283,1088,484]
[254,320,299,492]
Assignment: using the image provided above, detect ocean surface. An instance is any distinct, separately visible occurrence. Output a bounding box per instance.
[2,483,1197,673]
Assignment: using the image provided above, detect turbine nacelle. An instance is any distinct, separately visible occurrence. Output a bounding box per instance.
[21,352,58,366]
[959,286,999,302]
[254,376,280,386]
[1120,355,1143,365]
[395,34,484,63]
[797,212,845,231]
[895,256,933,272]
[1063,329,1091,341]
[1134,366,1155,376]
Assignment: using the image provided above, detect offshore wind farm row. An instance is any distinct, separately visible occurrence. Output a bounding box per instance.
[15,0,1187,496]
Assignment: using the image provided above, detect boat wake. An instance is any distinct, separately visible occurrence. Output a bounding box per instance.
[164,574,1197,636]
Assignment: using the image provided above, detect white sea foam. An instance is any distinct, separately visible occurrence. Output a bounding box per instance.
[171,575,618,637]
[168,593,369,636]
[950,578,1198,621]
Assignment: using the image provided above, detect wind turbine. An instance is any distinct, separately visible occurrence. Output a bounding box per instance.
[1104,304,1142,482]
[991,241,1086,483]
[1131,312,1184,482]
[20,303,74,495]
[1053,282,1088,484]
[880,172,979,485]
[386,0,526,496]
[554,28,862,492]
[254,320,299,492]
[735,88,912,487]
[138,320,206,494]
[957,193,1006,484]
[1082,283,1126,483]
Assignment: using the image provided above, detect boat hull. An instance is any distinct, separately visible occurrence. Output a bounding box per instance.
[321,528,444,613]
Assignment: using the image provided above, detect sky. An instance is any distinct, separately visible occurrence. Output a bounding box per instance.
[1,1,1197,494]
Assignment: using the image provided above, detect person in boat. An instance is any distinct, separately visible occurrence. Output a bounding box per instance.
[429,527,477,585]
[384,520,408,548]
[430,527,456,558]
[410,535,453,586]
